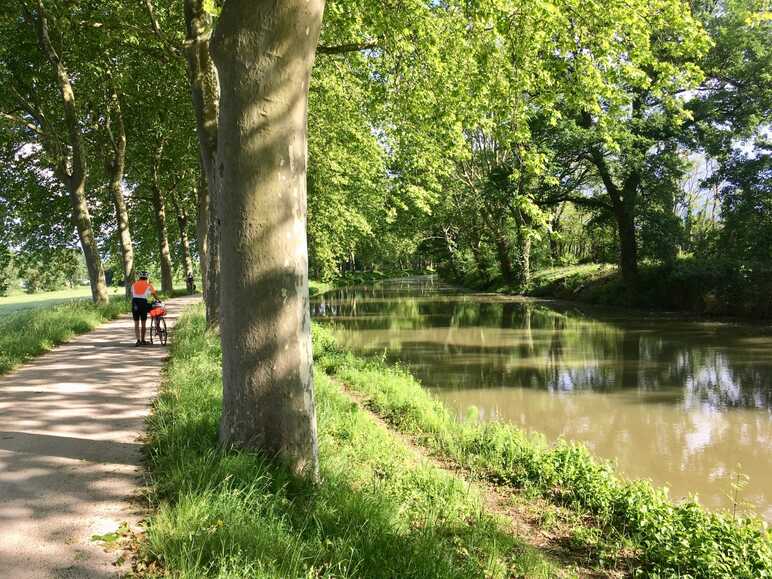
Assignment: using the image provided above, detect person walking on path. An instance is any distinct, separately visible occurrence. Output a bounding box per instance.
[131,271,159,346]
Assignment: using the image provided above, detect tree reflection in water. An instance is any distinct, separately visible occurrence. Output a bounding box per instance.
[312,276,772,520]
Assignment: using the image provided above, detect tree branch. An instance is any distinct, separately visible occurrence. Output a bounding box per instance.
[0,112,43,135]
[142,0,182,59]
[317,42,378,55]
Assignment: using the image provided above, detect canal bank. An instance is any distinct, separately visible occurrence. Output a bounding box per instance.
[136,306,587,578]
[313,315,772,577]
[466,261,772,320]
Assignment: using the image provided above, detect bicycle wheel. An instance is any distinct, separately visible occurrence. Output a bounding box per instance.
[159,317,167,345]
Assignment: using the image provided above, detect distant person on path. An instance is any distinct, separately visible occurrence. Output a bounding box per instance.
[131,271,159,346]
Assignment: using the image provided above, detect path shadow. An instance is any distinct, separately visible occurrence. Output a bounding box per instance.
[0,295,200,578]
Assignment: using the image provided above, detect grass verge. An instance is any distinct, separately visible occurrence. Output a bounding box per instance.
[139,307,567,578]
[0,298,129,375]
[313,325,772,578]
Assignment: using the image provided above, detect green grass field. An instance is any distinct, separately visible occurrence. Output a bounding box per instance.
[0,286,124,316]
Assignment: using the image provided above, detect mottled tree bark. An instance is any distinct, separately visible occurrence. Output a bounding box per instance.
[211,0,324,478]
[184,0,220,325]
[105,80,134,298]
[150,144,175,294]
[205,184,220,325]
[32,0,107,304]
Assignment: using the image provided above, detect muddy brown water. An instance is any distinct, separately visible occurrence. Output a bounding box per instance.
[312,276,772,521]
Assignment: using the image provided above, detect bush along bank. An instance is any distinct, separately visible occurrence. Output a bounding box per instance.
[471,259,772,319]
[0,298,129,375]
[139,306,568,578]
[313,325,772,578]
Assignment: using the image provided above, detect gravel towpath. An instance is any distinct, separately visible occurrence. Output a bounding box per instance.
[0,295,199,578]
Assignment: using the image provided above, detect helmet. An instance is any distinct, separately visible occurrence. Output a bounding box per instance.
[138,271,149,279]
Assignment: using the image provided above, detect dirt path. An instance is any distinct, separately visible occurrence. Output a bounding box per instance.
[0,296,199,578]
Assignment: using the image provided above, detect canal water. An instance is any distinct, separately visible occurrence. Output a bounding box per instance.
[312,276,772,521]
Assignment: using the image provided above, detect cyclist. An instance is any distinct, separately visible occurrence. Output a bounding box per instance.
[131,271,159,346]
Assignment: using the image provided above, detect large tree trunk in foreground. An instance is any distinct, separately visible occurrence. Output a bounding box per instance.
[205,183,220,326]
[212,0,324,478]
[150,145,175,294]
[105,82,134,299]
[33,0,107,304]
[184,0,220,325]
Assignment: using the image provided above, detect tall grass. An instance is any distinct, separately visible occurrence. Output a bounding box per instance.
[141,307,564,578]
[313,325,772,578]
[0,298,129,374]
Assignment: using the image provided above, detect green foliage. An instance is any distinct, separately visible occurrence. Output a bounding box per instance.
[0,245,14,297]
[14,249,88,293]
[314,325,772,578]
[0,298,128,375]
[712,142,772,266]
[307,58,389,280]
[2,0,769,301]
[141,308,560,578]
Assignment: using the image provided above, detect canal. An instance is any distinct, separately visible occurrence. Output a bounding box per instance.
[312,276,772,521]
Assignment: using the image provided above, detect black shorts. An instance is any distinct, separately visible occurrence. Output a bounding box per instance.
[132,298,149,321]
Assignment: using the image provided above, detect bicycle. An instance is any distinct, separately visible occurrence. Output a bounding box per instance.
[148,301,168,345]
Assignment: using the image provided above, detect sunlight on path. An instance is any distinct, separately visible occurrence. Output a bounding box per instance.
[0,295,200,578]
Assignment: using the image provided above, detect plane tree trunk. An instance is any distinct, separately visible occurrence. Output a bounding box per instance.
[32,0,108,304]
[195,170,208,299]
[150,143,175,294]
[211,0,324,478]
[104,78,134,298]
[170,190,195,293]
[184,0,220,326]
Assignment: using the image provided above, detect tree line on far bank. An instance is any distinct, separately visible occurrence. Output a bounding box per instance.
[1,0,769,474]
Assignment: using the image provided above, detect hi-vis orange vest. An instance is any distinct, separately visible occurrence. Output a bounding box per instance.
[131,280,155,300]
